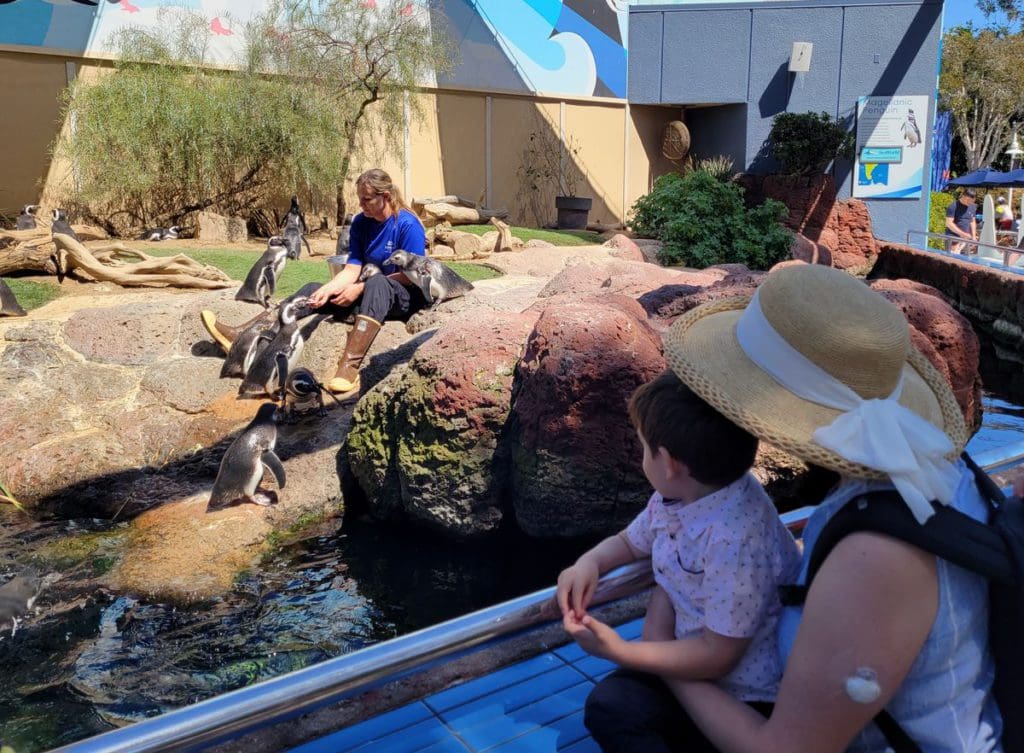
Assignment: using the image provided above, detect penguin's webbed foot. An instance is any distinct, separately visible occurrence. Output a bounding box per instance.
[250,490,278,506]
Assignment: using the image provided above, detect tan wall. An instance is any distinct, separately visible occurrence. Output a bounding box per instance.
[0,52,75,216]
[0,49,678,228]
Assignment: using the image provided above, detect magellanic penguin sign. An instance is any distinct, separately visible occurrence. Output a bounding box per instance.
[854,95,928,200]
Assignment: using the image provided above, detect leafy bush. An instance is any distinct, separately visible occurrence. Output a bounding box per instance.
[630,171,792,269]
[768,111,854,175]
[929,191,957,249]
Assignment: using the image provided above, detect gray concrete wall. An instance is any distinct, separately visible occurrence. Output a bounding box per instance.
[628,0,945,244]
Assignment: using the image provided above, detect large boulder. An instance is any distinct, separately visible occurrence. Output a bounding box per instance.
[346,310,540,538]
[508,295,666,537]
[195,211,248,243]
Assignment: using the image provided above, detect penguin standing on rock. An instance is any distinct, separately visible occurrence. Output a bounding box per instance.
[384,249,474,306]
[239,297,315,397]
[0,279,27,317]
[16,205,37,230]
[274,352,342,421]
[220,310,278,380]
[236,236,289,308]
[208,403,286,510]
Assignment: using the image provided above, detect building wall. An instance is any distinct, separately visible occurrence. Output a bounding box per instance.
[628,0,945,243]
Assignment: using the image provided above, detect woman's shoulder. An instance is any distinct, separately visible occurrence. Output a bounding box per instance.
[396,208,424,226]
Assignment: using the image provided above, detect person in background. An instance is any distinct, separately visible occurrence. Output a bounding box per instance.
[944,188,977,254]
[996,195,1015,231]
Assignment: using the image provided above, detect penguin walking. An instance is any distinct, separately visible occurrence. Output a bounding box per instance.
[902,109,921,148]
[281,196,311,260]
[16,205,37,230]
[0,572,44,637]
[236,236,289,308]
[274,352,342,422]
[238,297,315,397]
[0,279,26,317]
[383,249,474,306]
[208,403,286,510]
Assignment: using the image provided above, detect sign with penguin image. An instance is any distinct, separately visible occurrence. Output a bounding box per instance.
[854,95,929,200]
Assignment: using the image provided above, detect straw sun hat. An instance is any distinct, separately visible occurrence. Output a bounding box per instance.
[663,264,967,480]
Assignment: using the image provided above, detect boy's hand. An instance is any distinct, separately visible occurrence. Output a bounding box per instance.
[564,612,625,662]
[556,560,599,620]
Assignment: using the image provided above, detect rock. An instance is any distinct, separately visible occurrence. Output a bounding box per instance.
[603,234,646,262]
[65,302,190,366]
[869,278,982,433]
[195,211,248,243]
[524,239,555,249]
[430,244,456,259]
[536,259,703,305]
[632,239,664,265]
[640,266,766,326]
[790,232,832,266]
[478,231,500,250]
[347,310,539,538]
[508,295,667,538]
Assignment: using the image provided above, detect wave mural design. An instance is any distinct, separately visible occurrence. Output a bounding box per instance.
[0,0,629,97]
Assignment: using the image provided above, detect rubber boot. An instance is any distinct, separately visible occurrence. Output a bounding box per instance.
[201,309,274,354]
[326,315,382,397]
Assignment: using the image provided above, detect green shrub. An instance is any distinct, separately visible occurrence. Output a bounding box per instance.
[768,111,854,175]
[629,171,792,269]
[929,191,957,249]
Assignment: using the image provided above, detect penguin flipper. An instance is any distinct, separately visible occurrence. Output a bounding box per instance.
[418,273,435,305]
[262,451,287,488]
[302,237,312,257]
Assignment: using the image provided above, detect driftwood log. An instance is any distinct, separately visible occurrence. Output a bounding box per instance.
[488,217,522,253]
[433,225,486,260]
[52,234,234,289]
[412,194,480,209]
[419,202,509,228]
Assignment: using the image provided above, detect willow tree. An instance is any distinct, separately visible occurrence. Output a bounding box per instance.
[939,26,1024,170]
[249,0,455,222]
[58,1,454,228]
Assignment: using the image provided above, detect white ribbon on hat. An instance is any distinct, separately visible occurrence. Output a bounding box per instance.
[735,289,961,523]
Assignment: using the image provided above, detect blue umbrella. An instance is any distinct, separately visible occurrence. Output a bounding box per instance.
[947,168,1016,187]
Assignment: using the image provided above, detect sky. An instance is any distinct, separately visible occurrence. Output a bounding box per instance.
[942,1,1014,30]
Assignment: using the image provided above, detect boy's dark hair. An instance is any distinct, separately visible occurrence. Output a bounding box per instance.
[628,370,758,487]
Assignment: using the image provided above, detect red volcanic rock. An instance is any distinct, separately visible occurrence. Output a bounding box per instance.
[509,295,667,537]
[641,266,767,326]
[603,234,646,262]
[790,233,832,266]
[828,200,878,270]
[536,259,707,301]
[869,278,982,433]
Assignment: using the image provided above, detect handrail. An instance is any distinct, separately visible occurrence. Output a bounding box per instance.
[49,447,1024,753]
[905,229,1022,268]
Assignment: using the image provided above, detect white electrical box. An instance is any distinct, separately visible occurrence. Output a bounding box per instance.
[789,42,813,73]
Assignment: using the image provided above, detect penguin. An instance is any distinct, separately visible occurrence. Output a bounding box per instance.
[274,352,342,422]
[236,236,289,308]
[238,297,314,398]
[902,109,921,148]
[0,278,27,317]
[220,310,278,380]
[357,263,382,282]
[208,403,286,510]
[16,205,37,231]
[50,208,79,241]
[137,225,182,241]
[336,214,353,257]
[0,572,43,637]
[281,196,311,260]
[383,249,474,306]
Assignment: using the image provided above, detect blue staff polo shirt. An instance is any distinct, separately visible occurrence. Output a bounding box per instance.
[347,208,426,274]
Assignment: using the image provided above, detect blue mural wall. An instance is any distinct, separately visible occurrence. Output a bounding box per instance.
[0,0,631,99]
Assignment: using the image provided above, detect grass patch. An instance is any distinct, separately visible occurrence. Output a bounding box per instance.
[457,225,604,246]
[4,278,62,311]
[150,246,500,296]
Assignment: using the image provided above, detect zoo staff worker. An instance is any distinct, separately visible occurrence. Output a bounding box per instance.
[945,188,977,254]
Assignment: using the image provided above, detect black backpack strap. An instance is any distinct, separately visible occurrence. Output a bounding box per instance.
[874,710,923,753]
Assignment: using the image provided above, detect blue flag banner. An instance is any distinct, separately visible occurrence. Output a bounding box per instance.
[931,110,952,192]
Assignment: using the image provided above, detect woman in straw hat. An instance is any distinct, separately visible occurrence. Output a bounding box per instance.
[651,264,1001,752]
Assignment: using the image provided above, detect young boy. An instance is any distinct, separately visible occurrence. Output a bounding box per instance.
[556,369,801,752]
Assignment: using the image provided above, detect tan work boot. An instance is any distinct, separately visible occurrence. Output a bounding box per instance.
[200,309,273,354]
[327,314,382,397]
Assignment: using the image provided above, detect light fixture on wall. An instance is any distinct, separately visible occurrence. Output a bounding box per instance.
[788,42,813,73]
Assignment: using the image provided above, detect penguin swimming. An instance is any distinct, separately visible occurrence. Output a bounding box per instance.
[238,297,315,398]
[16,205,37,230]
[236,236,289,308]
[274,352,342,422]
[138,225,182,241]
[383,249,474,306]
[220,308,278,380]
[0,279,26,317]
[208,402,285,510]
[0,572,43,637]
[281,196,311,260]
